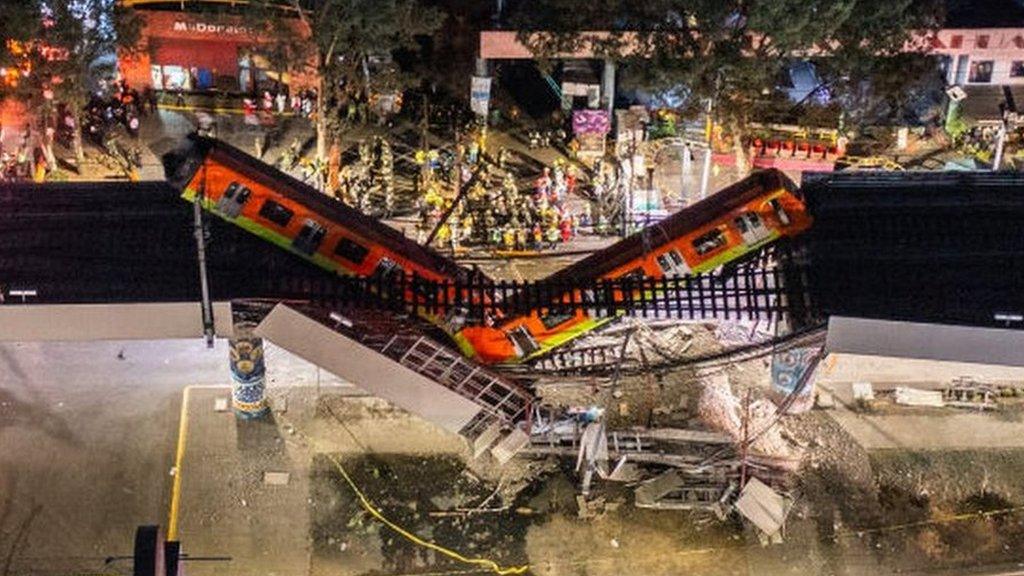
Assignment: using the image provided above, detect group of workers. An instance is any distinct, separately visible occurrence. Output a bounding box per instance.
[414,151,583,253]
[336,136,395,217]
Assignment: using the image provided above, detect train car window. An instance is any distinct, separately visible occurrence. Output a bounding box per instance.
[540,311,574,330]
[334,237,370,264]
[656,249,690,277]
[292,220,327,255]
[223,182,241,199]
[371,258,405,283]
[258,199,294,227]
[733,215,749,233]
[692,228,728,256]
[333,236,370,264]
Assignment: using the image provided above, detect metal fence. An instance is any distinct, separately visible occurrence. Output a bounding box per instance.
[265,265,798,325]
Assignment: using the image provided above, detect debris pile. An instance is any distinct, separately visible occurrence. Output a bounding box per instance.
[696,374,803,467]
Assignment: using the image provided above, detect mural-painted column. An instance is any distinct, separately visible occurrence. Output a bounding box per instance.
[229,321,268,419]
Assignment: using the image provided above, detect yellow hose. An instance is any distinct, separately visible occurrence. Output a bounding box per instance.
[321,451,530,575]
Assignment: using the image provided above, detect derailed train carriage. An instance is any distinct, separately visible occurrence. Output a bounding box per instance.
[460,169,813,363]
[163,135,811,365]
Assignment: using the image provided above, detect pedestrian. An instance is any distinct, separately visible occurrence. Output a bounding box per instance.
[546,224,560,249]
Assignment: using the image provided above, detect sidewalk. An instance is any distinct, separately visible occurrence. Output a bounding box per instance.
[172,384,468,576]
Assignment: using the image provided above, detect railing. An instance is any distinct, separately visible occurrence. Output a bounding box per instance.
[262,264,798,327]
[376,333,532,423]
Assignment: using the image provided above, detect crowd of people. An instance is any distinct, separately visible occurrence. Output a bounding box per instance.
[0,80,148,181]
[243,86,318,124]
[413,143,583,253]
[335,136,395,216]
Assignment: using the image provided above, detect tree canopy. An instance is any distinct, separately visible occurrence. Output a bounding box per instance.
[1,0,141,161]
[267,0,445,155]
[507,0,947,131]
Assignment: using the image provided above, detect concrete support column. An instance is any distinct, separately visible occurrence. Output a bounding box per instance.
[475,57,489,78]
[229,321,268,419]
[601,59,616,114]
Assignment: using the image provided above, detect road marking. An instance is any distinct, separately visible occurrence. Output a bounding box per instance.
[166,385,192,542]
[167,384,234,541]
[165,383,353,540]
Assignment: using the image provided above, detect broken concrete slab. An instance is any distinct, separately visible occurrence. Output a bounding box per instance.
[263,471,291,486]
[735,478,792,543]
[491,428,530,466]
[894,387,944,408]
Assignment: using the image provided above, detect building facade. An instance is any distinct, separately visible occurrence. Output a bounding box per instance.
[933,28,1024,86]
[119,9,316,94]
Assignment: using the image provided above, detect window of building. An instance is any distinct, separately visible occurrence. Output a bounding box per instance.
[969,60,994,83]
[692,228,728,256]
[258,199,293,227]
[334,237,369,264]
[1012,61,1024,78]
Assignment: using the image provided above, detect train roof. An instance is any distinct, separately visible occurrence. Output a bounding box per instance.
[163,134,473,281]
[544,168,797,283]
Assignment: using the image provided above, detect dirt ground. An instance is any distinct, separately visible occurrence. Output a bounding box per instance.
[297,388,1024,576]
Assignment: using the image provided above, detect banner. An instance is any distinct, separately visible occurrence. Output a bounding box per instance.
[770,347,821,414]
[572,109,610,136]
[470,76,491,117]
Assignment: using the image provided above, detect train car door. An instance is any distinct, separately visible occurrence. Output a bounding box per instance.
[216,182,252,218]
[293,220,328,255]
[656,249,691,277]
[734,212,771,246]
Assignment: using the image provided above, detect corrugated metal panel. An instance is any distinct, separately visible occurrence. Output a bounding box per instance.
[0,302,235,341]
[254,304,482,434]
[826,316,1024,367]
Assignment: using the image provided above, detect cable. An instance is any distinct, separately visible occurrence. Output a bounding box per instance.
[276,413,529,576]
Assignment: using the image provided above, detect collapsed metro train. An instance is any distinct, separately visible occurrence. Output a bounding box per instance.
[163,136,472,285]
[457,169,812,363]
[163,135,811,364]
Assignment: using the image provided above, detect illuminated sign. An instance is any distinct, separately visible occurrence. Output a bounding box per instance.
[172,21,255,36]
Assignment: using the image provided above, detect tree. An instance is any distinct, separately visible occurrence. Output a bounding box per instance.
[1,0,141,165]
[508,0,945,172]
[277,0,446,160]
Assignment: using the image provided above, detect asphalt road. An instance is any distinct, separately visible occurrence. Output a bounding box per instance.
[0,338,345,575]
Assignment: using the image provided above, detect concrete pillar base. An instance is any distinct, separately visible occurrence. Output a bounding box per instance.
[229,321,269,419]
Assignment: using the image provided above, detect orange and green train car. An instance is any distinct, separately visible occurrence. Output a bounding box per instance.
[456,169,812,364]
[163,136,811,365]
[164,135,472,291]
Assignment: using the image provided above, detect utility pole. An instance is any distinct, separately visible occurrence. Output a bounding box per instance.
[193,175,215,348]
[993,109,1008,172]
[421,93,429,152]
[699,97,713,200]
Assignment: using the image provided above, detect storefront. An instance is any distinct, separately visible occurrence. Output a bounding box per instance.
[119,10,315,94]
